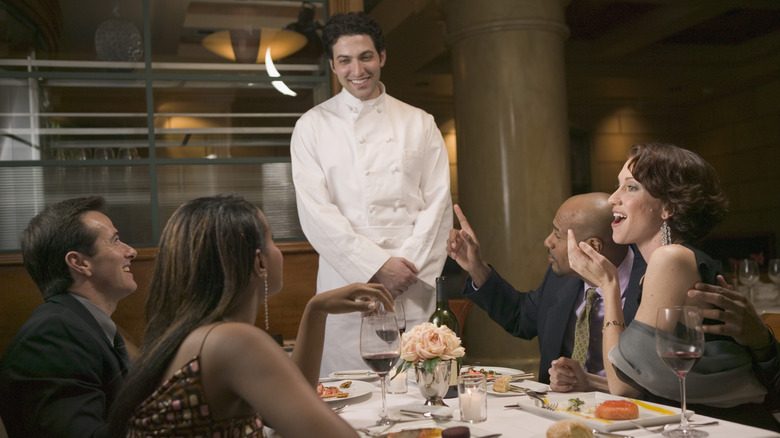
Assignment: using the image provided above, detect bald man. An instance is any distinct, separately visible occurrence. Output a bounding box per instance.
[447,193,646,391]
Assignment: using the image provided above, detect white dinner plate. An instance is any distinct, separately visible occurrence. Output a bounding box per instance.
[319,380,375,404]
[508,391,688,432]
[328,369,380,382]
[487,379,550,396]
[460,365,526,381]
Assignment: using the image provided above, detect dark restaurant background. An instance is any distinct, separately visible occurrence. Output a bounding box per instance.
[2,0,778,371]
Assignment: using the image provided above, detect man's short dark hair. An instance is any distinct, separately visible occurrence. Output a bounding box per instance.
[321,11,385,59]
[21,196,107,299]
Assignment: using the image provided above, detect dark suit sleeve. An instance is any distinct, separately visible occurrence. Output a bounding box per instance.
[0,311,116,438]
[461,265,541,340]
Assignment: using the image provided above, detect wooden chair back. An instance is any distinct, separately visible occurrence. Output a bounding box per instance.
[760,313,780,341]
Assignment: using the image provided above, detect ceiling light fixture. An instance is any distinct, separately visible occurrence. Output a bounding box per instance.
[202,26,307,64]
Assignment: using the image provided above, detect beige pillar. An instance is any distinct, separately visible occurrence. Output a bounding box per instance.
[440,0,571,367]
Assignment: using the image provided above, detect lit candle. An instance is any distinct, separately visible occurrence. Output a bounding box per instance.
[459,387,486,422]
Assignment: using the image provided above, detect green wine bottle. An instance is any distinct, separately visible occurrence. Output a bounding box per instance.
[429,276,460,335]
[429,276,460,398]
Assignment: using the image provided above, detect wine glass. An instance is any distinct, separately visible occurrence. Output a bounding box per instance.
[118,147,140,160]
[738,259,760,302]
[769,259,780,293]
[360,313,401,425]
[386,300,408,394]
[395,300,406,335]
[655,306,707,437]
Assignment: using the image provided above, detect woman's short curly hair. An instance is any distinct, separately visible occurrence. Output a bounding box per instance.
[321,11,385,60]
[627,142,729,242]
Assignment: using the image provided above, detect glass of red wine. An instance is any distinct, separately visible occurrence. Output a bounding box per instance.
[655,306,707,437]
[360,312,401,425]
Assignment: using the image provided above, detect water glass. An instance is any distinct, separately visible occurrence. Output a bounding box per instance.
[458,374,487,423]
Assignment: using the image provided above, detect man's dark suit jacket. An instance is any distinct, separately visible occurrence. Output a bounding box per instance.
[463,247,646,384]
[0,292,129,438]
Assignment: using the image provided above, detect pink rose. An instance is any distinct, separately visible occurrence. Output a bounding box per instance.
[400,322,465,364]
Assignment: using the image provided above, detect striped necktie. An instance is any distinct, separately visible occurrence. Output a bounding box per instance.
[572,288,599,367]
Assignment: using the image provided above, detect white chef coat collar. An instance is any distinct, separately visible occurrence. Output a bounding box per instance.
[340,82,387,113]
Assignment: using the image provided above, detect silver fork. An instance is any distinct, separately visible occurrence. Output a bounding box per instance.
[332,404,349,413]
[524,389,558,410]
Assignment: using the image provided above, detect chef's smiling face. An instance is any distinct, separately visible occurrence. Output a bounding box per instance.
[329,34,386,101]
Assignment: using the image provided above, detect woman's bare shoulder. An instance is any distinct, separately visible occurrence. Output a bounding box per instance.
[647,244,697,271]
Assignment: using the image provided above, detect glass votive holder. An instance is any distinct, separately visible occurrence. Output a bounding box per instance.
[458,374,487,423]
[386,365,408,394]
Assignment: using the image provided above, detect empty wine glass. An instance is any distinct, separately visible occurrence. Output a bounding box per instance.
[360,313,400,425]
[656,306,706,437]
[738,259,760,302]
[93,147,115,160]
[769,259,780,293]
[118,147,140,159]
[386,300,408,394]
[395,300,406,335]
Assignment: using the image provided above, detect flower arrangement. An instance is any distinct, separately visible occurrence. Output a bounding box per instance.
[394,322,465,376]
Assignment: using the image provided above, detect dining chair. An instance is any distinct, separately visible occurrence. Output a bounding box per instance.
[760,313,780,341]
[449,299,473,337]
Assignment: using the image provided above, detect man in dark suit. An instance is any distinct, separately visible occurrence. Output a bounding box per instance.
[0,196,137,438]
[447,193,646,391]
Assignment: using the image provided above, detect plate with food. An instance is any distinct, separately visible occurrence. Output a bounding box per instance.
[508,391,687,432]
[328,369,381,382]
[460,365,530,382]
[317,380,374,404]
[487,378,550,396]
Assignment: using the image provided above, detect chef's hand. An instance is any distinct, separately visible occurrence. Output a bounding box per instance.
[447,204,491,288]
[372,257,418,298]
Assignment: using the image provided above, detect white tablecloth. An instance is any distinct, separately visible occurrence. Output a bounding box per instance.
[334,380,780,438]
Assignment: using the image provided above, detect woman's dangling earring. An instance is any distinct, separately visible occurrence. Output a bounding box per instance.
[661,220,671,246]
[263,275,270,331]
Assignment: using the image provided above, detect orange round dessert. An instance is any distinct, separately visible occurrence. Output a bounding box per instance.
[594,400,639,420]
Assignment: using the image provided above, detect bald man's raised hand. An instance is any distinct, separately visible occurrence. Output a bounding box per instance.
[447,205,491,287]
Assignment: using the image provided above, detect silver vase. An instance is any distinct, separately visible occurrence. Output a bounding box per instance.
[415,360,451,406]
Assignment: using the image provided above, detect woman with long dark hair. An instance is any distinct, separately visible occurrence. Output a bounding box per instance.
[110,194,392,437]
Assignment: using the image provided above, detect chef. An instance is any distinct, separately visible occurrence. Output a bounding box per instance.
[291,11,452,375]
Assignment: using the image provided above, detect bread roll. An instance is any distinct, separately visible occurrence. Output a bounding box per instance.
[546,419,593,438]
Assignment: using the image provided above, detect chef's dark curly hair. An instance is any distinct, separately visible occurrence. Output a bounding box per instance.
[321,11,385,60]
[627,142,728,242]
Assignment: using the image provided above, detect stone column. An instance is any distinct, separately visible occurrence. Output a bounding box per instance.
[440,0,571,366]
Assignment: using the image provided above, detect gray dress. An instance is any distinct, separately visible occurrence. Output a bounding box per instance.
[608,243,766,408]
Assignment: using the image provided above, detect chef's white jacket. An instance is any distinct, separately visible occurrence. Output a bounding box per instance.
[291,85,453,375]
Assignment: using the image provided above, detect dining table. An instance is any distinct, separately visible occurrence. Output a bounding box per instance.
[321,378,780,438]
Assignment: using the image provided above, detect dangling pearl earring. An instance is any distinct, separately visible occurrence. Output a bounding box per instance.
[263,275,269,331]
[661,220,671,246]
